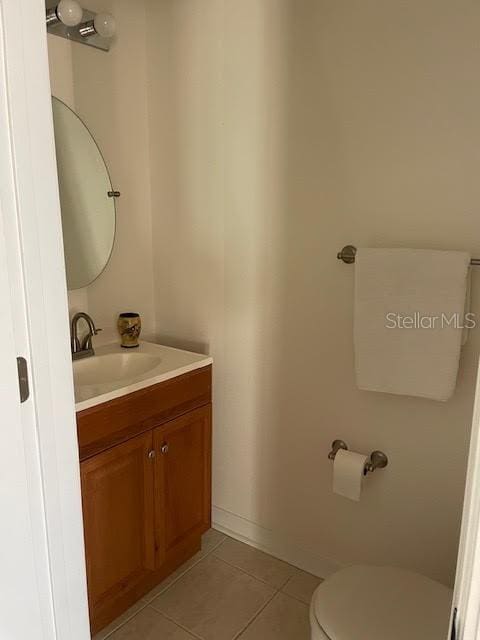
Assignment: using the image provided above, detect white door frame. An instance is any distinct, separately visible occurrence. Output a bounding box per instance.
[1,1,479,639]
[452,360,480,640]
[0,0,90,637]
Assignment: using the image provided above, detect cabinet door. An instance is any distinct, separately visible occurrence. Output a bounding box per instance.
[81,431,155,627]
[154,405,211,565]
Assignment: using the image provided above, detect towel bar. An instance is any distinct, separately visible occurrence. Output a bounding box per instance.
[337,245,480,266]
[328,439,389,476]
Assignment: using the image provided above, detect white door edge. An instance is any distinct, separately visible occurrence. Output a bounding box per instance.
[452,358,480,640]
[0,0,90,638]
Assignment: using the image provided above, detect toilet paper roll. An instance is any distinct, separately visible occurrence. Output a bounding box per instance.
[333,449,369,501]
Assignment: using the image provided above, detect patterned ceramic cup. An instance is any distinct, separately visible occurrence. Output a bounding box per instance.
[117,312,141,348]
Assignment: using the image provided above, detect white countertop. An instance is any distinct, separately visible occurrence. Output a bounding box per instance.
[74,340,212,412]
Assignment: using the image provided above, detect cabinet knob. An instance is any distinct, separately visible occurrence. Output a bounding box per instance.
[161,443,169,454]
[148,450,156,459]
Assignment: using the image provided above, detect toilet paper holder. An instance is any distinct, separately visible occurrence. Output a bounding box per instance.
[328,439,388,475]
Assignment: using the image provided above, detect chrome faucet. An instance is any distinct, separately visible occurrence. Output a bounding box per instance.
[71,312,101,360]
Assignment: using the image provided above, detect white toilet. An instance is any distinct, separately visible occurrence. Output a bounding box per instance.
[310,565,453,640]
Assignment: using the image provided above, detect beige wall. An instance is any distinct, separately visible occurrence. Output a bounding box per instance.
[147,0,480,585]
[47,0,156,339]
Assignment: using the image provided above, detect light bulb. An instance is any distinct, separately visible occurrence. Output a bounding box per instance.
[93,13,116,38]
[56,0,83,27]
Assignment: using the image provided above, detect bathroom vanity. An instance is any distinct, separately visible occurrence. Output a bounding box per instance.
[74,342,212,634]
[51,89,215,634]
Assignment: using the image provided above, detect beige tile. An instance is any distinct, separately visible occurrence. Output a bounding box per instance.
[92,600,146,640]
[213,538,297,588]
[141,556,201,604]
[151,555,275,640]
[281,570,323,604]
[106,606,196,639]
[238,592,310,640]
[142,529,227,604]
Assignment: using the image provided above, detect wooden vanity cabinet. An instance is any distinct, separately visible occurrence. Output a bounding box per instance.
[77,366,212,635]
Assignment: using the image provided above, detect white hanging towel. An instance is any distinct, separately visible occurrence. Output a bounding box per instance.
[354,248,471,401]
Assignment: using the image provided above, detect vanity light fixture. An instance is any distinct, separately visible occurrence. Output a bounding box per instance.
[46,0,83,27]
[45,1,115,52]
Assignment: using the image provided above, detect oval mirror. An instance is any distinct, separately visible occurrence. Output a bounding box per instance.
[51,96,116,290]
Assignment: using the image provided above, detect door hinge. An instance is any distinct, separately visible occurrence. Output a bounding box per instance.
[16,357,29,403]
[451,607,458,640]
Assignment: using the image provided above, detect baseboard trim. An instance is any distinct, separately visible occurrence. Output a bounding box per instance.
[212,506,343,579]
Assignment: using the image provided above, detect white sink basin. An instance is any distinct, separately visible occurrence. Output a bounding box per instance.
[74,352,162,387]
[73,341,212,411]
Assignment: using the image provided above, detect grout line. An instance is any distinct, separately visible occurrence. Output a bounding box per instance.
[205,554,281,590]
[279,572,305,598]
[211,549,297,591]
[97,601,150,640]
[231,589,280,640]
[213,556,294,590]
[277,573,297,590]
[208,534,227,554]
[96,531,227,639]
[143,535,228,604]
[281,593,311,606]
[280,575,324,606]
[233,589,313,640]
[278,588,313,607]
[280,571,324,605]
[147,606,203,640]
[148,552,281,640]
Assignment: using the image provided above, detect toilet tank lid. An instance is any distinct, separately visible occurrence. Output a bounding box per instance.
[311,565,453,640]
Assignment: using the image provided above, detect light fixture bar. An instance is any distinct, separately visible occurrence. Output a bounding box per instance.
[45,4,115,52]
[78,20,95,37]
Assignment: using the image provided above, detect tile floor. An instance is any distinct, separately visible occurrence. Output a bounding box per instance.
[93,529,322,640]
